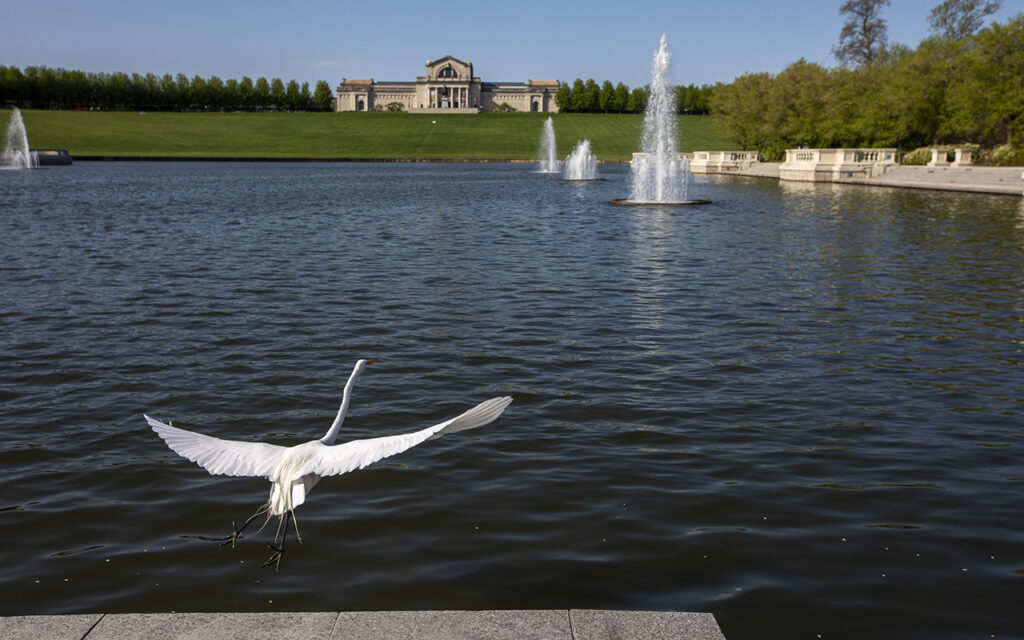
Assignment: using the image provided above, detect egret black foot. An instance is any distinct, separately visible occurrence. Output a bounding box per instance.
[215,521,245,548]
[212,509,265,549]
[261,543,283,571]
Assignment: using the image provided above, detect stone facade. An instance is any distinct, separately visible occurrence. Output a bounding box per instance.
[335,56,559,113]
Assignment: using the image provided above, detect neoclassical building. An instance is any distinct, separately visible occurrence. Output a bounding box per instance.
[335,56,559,113]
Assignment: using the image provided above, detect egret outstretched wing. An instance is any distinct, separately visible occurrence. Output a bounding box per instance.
[147,414,287,478]
[308,396,512,477]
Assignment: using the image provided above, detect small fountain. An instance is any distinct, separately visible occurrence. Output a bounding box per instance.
[1,108,39,170]
[612,35,709,205]
[536,117,560,173]
[559,139,603,181]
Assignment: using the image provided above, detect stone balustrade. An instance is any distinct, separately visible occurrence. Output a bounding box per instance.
[780,148,898,182]
[690,151,761,174]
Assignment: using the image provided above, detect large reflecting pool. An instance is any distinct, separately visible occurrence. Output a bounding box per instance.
[2,162,1022,639]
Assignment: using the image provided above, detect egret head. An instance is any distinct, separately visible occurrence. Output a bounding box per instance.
[356,358,378,372]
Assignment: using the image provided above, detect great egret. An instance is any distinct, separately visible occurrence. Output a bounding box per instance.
[147,359,512,569]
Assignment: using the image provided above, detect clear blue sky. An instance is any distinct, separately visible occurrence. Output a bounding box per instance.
[3,0,1020,89]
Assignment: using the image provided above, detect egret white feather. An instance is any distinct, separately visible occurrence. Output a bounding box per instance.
[147,359,512,569]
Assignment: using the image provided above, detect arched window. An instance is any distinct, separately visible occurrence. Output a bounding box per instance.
[438,66,457,79]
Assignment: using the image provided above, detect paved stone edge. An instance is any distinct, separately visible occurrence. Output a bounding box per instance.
[0,610,727,640]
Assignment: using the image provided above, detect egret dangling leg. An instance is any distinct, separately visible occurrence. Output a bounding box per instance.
[261,511,293,570]
[215,504,271,548]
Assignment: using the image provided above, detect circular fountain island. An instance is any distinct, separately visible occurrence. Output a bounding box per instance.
[612,35,710,205]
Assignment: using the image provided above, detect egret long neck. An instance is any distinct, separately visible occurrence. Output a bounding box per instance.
[320,365,362,444]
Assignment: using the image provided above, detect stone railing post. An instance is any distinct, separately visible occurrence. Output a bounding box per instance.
[928,149,950,167]
[952,149,973,166]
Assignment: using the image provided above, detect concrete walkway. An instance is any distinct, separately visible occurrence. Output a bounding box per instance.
[0,610,727,640]
[716,162,1024,196]
[847,164,1024,195]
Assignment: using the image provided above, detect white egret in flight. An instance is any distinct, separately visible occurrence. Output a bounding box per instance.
[147,359,512,569]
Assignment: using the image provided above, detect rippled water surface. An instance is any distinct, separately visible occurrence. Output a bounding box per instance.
[2,162,1022,639]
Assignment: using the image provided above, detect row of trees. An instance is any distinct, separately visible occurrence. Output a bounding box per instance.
[0,66,336,112]
[553,79,713,114]
[712,1,1022,161]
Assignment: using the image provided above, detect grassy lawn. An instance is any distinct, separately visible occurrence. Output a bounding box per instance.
[7,109,737,160]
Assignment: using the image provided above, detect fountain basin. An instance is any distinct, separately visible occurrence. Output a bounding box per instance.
[36,149,72,166]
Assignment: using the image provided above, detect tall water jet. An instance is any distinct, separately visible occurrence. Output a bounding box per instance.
[614,34,708,205]
[562,139,599,180]
[2,108,39,170]
[536,117,560,173]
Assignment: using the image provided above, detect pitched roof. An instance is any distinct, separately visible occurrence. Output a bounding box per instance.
[427,55,470,68]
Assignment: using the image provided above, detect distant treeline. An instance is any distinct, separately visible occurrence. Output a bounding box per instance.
[711,12,1023,162]
[555,79,712,114]
[0,66,336,112]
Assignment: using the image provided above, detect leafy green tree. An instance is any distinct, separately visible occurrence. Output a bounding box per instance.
[554,82,571,111]
[928,0,1002,41]
[0,66,25,105]
[869,40,956,147]
[159,74,178,109]
[176,74,191,109]
[223,78,239,110]
[767,60,834,147]
[834,0,891,68]
[581,79,599,112]
[944,13,1024,146]
[270,78,285,109]
[65,69,91,108]
[676,84,712,114]
[207,75,225,110]
[285,79,301,110]
[255,77,270,108]
[238,76,255,110]
[21,66,45,107]
[611,82,629,113]
[135,73,159,110]
[569,78,586,112]
[823,66,873,146]
[189,75,205,109]
[710,73,773,150]
[108,72,131,109]
[626,86,648,113]
[313,80,334,111]
[598,80,614,112]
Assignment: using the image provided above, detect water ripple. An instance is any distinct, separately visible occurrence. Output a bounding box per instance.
[1,163,1022,639]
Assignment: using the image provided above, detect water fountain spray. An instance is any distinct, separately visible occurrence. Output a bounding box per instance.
[562,139,599,181]
[614,35,709,205]
[1,108,39,170]
[536,117,560,173]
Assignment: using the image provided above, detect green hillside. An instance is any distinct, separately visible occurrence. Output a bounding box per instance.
[6,110,736,160]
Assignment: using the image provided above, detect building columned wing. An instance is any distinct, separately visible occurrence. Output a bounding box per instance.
[335,55,559,113]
